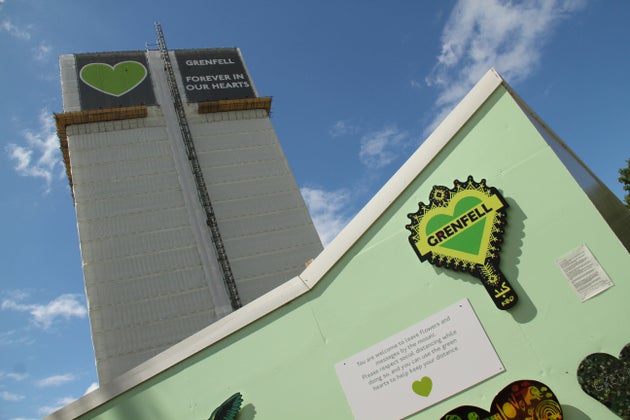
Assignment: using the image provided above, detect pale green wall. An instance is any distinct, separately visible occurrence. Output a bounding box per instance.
[83,86,630,419]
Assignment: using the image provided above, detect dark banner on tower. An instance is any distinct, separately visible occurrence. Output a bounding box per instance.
[75,52,156,111]
[175,48,256,103]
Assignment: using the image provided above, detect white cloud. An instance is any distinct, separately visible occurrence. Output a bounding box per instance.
[59,396,78,405]
[0,329,35,346]
[6,109,64,193]
[0,19,31,40]
[8,372,28,381]
[1,293,87,330]
[0,390,25,401]
[0,371,29,381]
[302,186,353,246]
[36,373,75,387]
[330,120,359,138]
[410,79,423,89]
[425,0,587,131]
[38,396,77,416]
[84,382,99,394]
[359,125,409,169]
[32,41,52,62]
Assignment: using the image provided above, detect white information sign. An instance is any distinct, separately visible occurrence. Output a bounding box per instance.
[556,244,614,301]
[335,299,504,420]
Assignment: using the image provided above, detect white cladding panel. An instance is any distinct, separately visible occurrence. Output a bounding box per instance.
[90,309,215,361]
[68,121,228,383]
[219,208,315,238]
[74,206,189,240]
[85,266,209,307]
[67,111,322,382]
[190,116,323,304]
[204,175,297,200]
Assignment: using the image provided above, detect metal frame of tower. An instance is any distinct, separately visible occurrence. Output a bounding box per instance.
[154,22,242,310]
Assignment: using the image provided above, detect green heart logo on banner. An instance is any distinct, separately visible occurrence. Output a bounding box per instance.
[80,61,147,97]
[406,176,518,310]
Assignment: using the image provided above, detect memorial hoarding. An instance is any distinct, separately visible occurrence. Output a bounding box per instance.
[48,67,630,420]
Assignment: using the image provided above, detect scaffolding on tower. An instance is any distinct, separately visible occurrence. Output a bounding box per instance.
[154,21,242,310]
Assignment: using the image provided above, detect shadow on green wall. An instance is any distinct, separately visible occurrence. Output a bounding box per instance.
[238,403,256,419]
[562,404,590,419]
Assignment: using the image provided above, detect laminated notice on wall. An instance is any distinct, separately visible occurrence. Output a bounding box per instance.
[556,244,613,302]
[335,299,504,420]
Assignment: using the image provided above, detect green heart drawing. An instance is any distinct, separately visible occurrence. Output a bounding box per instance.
[414,190,502,266]
[412,376,433,397]
[80,61,147,97]
[425,196,486,255]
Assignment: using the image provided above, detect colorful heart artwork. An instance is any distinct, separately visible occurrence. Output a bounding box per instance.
[440,379,562,420]
[80,61,148,97]
[577,342,630,418]
[406,176,517,310]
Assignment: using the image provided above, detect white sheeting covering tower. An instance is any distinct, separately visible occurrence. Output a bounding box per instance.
[57,43,322,383]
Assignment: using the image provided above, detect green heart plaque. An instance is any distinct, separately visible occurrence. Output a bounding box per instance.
[79,61,148,97]
[406,176,517,310]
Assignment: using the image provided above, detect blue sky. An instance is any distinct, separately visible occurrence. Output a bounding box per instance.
[1,1,628,418]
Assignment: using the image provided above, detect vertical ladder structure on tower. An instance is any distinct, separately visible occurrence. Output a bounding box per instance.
[154,22,242,310]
